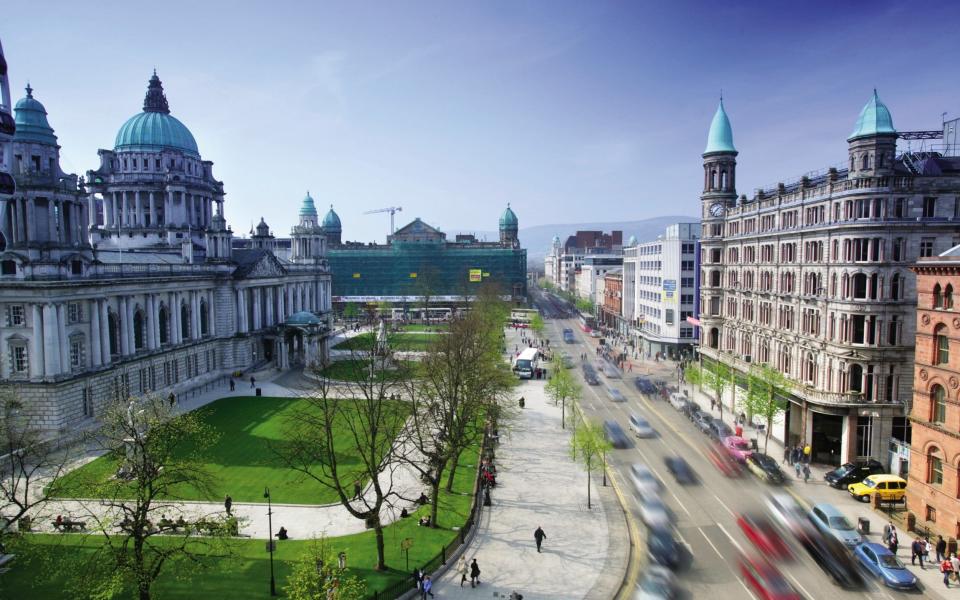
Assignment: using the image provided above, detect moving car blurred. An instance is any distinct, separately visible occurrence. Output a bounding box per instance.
[647,527,681,569]
[668,393,687,410]
[603,420,631,448]
[582,364,600,385]
[601,361,621,379]
[800,528,865,589]
[629,463,661,499]
[664,456,697,484]
[706,441,742,477]
[823,459,884,488]
[629,414,655,438]
[722,436,754,463]
[639,496,674,529]
[606,386,627,402]
[707,420,734,442]
[738,555,802,600]
[737,513,792,560]
[634,565,676,600]
[633,377,658,395]
[809,503,862,548]
[764,493,808,540]
[852,542,917,590]
[559,352,575,369]
[745,453,785,484]
[847,474,907,503]
[562,328,575,343]
[692,412,714,434]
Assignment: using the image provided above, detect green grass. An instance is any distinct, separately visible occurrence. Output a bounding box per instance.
[3,447,479,600]
[398,323,449,332]
[334,332,440,352]
[318,360,417,383]
[51,396,405,505]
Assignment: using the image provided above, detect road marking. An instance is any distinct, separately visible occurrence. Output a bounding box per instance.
[669,490,692,517]
[716,522,744,553]
[738,577,760,600]
[785,572,812,599]
[698,526,724,558]
[712,492,736,518]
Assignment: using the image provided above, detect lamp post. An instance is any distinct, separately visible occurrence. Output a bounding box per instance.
[264,487,276,596]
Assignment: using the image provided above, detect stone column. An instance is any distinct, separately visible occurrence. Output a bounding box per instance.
[237,288,248,333]
[31,304,45,378]
[148,192,156,228]
[90,300,102,367]
[252,287,262,331]
[265,287,275,326]
[100,300,112,365]
[57,303,70,373]
[170,292,180,344]
[146,295,156,350]
[192,291,201,339]
[207,289,216,337]
[154,295,163,347]
[118,297,130,356]
[42,304,58,376]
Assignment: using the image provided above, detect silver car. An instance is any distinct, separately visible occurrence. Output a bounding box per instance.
[809,503,863,548]
[606,386,626,402]
[630,463,661,499]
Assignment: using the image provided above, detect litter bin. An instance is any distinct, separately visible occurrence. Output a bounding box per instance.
[750,438,758,451]
[256,387,262,397]
[857,517,870,535]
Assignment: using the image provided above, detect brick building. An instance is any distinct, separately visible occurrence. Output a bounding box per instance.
[906,245,960,538]
[600,269,623,331]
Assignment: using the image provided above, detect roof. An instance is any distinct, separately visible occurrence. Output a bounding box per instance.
[322,204,341,230]
[232,248,288,278]
[848,90,896,141]
[499,204,518,229]
[114,72,199,157]
[286,311,323,326]
[300,192,318,217]
[13,84,57,145]
[704,99,736,154]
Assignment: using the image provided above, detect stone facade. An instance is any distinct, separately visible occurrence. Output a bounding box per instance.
[906,249,960,539]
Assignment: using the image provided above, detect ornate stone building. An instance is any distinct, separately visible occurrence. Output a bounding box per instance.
[698,93,960,465]
[0,57,332,435]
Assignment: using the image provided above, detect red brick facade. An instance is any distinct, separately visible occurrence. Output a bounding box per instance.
[907,257,960,539]
[601,271,622,328]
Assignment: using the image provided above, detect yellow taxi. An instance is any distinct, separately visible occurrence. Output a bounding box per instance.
[848,474,907,503]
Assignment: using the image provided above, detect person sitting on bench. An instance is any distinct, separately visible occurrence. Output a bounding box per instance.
[418,515,431,527]
[276,526,289,540]
[417,492,429,505]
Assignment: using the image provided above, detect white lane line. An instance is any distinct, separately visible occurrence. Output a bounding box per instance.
[738,577,760,600]
[785,572,813,599]
[716,522,744,554]
[712,492,736,518]
[669,490,692,517]
[632,446,692,517]
[698,526,724,559]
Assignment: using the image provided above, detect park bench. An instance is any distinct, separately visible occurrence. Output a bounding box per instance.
[52,519,86,532]
[0,553,15,574]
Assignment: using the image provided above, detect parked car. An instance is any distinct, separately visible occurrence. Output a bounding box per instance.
[668,393,688,411]
[639,496,674,529]
[809,503,862,548]
[633,377,658,395]
[707,420,734,442]
[629,414,656,438]
[606,386,627,402]
[738,555,801,600]
[847,474,907,504]
[604,420,630,448]
[745,453,785,484]
[737,514,792,560]
[693,412,714,434]
[824,459,885,488]
[853,542,918,590]
[635,565,676,600]
[723,436,754,463]
[629,463,661,499]
[664,456,697,484]
[647,527,681,569]
[681,402,701,421]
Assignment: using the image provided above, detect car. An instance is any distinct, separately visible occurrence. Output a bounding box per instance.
[801,528,865,589]
[639,496,674,529]
[633,377,658,395]
[693,412,715,434]
[706,441,743,477]
[737,513,792,560]
[745,453,785,484]
[664,456,697,484]
[560,352,575,369]
[738,555,801,600]
[809,503,862,548]
[647,527,681,569]
[629,463,661,499]
[853,542,918,590]
[606,386,627,402]
[634,565,676,600]
[681,402,701,421]
[824,459,885,488]
[847,474,907,504]
[589,330,601,338]
[582,364,600,385]
[764,493,809,540]
[668,393,688,411]
[723,436,754,463]
[629,414,656,438]
[603,420,631,448]
[601,362,622,379]
[707,420,734,442]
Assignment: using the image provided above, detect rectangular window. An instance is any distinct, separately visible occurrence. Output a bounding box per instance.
[11,344,28,374]
[920,238,935,258]
[6,304,25,326]
[894,198,905,218]
[923,197,937,219]
[70,339,84,369]
[931,457,944,485]
[82,387,94,418]
[68,302,82,323]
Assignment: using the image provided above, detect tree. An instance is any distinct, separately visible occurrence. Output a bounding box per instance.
[545,358,581,429]
[575,298,594,314]
[284,536,367,600]
[277,350,409,571]
[342,302,359,321]
[69,395,231,600]
[569,420,611,509]
[529,313,545,339]
[684,362,704,394]
[742,364,793,453]
[703,359,734,421]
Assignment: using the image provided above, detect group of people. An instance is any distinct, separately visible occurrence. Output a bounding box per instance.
[883,524,960,587]
[784,445,813,482]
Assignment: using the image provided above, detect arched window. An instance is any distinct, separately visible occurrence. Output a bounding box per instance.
[891,274,901,300]
[720,170,727,190]
[931,384,947,423]
[200,299,209,336]
[928,447,944,485]
[935,324,949,365]
[850,156,855,171]
[181,304,190,340]
[133,310,145,351]
[862,154,870,170]
[804,352,816,384]
[158,305,169,345]
[849,364,863,393]
[711,170,718,190]
[779,345,791,375]
[108,311,119,356]
[708,327,719,349]
[945,284,954,309]
[878,153,885,168]
[934,283,943,308]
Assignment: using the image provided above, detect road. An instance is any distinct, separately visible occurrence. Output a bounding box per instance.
[532,287,934,600]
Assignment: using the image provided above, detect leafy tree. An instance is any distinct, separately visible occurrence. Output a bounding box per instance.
[569,420,611,509]
[575,298,594,314]
[684,362,704,393]
[742,364,793,453]
[545,357,581,429]
[342,302,359,320]
[284,536,367,600]
[703,360,734,421]
[529,313,545,338]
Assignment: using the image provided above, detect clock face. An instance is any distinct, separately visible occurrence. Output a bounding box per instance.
[709,202,725,217]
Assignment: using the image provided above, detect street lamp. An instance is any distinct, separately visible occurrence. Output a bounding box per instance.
[264,487,276,596]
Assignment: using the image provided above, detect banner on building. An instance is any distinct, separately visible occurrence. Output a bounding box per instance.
[469,268,482,282]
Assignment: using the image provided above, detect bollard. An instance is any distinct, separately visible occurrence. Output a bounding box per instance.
[256,387,262,397]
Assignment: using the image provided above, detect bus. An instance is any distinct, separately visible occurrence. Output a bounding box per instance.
[514,347,540,379]
[578,312,596,333]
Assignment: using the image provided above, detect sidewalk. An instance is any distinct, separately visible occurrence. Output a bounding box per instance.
[427,332,629,600]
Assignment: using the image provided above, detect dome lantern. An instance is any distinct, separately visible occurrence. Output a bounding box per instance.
[13,84,58,146]
[114,71,200,157]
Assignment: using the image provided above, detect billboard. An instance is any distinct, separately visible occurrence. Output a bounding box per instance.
[469,268,482,282]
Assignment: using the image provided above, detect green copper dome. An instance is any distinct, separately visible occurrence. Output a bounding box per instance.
[848,90,896,141]
[114,72,199,157]
[322,205,341,231]
[300,192,318,217]
[499,204,518,229]
[13,85,58,145]
[704,99,736,154]
[286,311,323,326]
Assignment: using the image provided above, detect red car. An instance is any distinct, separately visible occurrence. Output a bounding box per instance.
[738,555,801,600]
[723,435,754,463]
[705,441,742,477]
[737,514,792,560]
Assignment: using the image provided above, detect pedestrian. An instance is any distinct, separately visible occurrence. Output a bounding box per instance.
[250,375,256,388]
[941,556,954,588]
[470,558,481,587]
[412,567,423,590]
[888,531,899,555]
[912,538,925,569]
[926,538,934,564]
[224,494,233,516]
[168,392,176,407]
[802,444,811,463]
[882,522,894,545]
[457,556,469,587]
[534,526,547,553]
[937,535,947,562]
[229,378,235,392]
[802,463,810,483]
[794,460,802,478]
[421,574,434,598]
[353,480,362,500]
[783,445,791,465]
[951,553,960,583]
[710,398,716,412]
[739,411,746,426]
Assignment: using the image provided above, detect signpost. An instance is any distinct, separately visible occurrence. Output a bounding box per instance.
[401,537,414,571]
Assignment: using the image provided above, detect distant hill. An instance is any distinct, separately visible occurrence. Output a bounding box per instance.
[453,215,699,266]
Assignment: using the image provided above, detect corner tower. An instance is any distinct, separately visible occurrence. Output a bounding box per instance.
[291,192,327,262]
[701,98,738,222]
[499,203,518,247]
[847,90,897,179]
[321,202,341,246]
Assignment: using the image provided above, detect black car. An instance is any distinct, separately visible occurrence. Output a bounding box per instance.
[582,364,600,386]
[647,526,681,569]
[682,402,701,421]
[801,524,866,589]
[708,420,734,442]
[824,460,885,488]
[745,452,785,484]
[633,377,658,395]
[693,412,714,434]
[664,457,698,484]
[603,420,631,449]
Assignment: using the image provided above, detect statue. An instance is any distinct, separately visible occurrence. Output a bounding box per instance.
[126,399,137,430]
[375,319,389,356]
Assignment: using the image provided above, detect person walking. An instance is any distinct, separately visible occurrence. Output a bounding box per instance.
[224,494,233,517]
[470,558,481,587]
[941,556,954,588]
[250,375,256,388]
[412,567,423,591]
[794,460,802,478]
[888,530,899,555]
[802,463,810,483]
[229,378,235,392]
[951,553,960,583]
[168,392,176,407]
[534,526,547,553]
[925,538,934,564]
[937,535,947,562]
[883,522,895,545]
[912,538,925,569]
[353,480,362,501]
[457,556,469,587]
[421,574,434,598]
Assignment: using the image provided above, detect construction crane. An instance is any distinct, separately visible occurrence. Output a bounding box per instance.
[364,206,403,234]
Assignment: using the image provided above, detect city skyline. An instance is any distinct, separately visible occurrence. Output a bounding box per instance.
[3,0,958,243]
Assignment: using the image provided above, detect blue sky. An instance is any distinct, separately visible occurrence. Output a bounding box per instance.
[3,1,958,246]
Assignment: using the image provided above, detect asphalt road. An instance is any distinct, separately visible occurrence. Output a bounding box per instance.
[531,294,933,600]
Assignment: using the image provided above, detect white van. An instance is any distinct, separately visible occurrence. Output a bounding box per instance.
[669,393,687,411]
[514,348,539,379]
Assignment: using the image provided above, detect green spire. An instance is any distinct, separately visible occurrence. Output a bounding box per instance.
[704,98,736,154]
[848,89,896,141]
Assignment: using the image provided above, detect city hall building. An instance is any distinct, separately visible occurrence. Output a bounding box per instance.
[0,52,332,435]
[697,93,960,466]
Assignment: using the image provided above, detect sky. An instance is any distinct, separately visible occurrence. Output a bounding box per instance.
[3,1,959,246]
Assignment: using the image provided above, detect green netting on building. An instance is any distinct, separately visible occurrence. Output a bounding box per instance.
[329,241,527,302]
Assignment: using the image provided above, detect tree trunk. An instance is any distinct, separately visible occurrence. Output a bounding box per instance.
[586,457,592,509]
[430,476,442,527]
[445,454,460,493]
[373,521,387,570]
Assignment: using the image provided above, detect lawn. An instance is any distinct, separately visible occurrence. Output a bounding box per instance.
[3,446,479,600]
[398,323,449,332]
[51,396,406,505]
[334,332,440,352]
[318,360,418,383]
